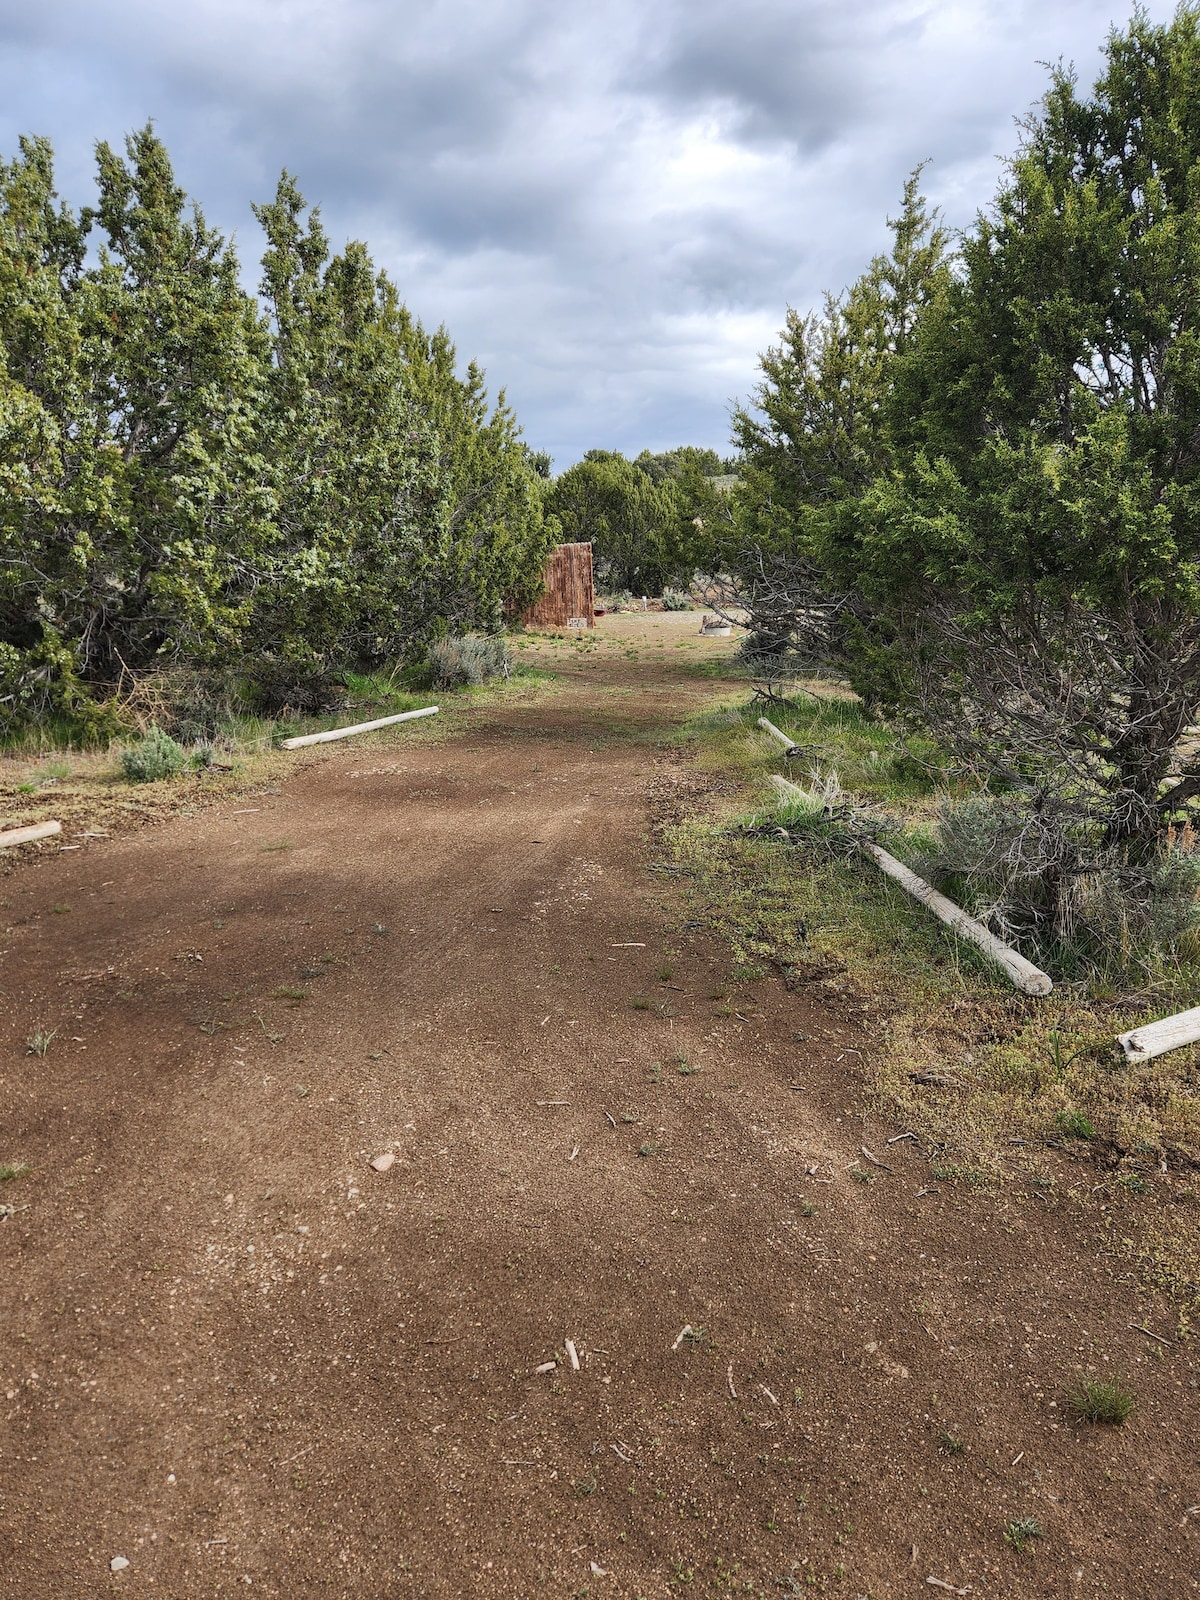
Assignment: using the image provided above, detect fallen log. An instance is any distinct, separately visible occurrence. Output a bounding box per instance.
[1117,1006,1200,1064]
[0,820,62,849]
[281,705,439,749]
[769,774,1052,997]
[758,716,797,754]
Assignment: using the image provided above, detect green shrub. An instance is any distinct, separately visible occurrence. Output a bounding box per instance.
[427,634,511,690]
[661,587,694,610]
[120,727,188,783]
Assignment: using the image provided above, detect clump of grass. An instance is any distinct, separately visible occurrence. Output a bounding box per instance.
[25,1029,55,1057]
[120,726,187,783]
[630,996,651,1010]
[1004,1515,1043,1553]
[938,1430,965,1456]
[1055,1108,1096,1140]
[1067,1374,1135,1425]
[637,1141,659,1157]
[0,1161,31,1182]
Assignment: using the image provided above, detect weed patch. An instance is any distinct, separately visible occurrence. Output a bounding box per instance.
[1068,1375,1136,1425]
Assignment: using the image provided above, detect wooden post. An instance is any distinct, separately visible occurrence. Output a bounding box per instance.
[758,717,798,754]
[769,774,1053,996]
[0,820,62,849]
[1117,1006,1200,1063]
[280,705,438,750]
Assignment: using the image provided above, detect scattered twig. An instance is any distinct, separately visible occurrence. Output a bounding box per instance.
[604,1111,616,1128]
[915,1187,939,1198]
[887,1132,917,1145]
[860,1145,893,1172]
[1010,1451,1024,1466]
[610,942,645,948]
[925,1579,970,1596]
[726,1363,737,1399]
[759,1383,779,1407]
[672,1324,694,1351]
[568,1146,579,1161]
[533,1361,556,1376]
[1130,1323,1171,1346]
[536,1100,570,1106]
[565,1339,580,1371]
[611,1443,635,1464]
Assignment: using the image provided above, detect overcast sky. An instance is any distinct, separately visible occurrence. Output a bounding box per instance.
[0,0,1177,468]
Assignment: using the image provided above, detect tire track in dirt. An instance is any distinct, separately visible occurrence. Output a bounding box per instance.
[0,621,1196,1598]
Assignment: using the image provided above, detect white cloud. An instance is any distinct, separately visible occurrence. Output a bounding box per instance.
[0,0,1180,466]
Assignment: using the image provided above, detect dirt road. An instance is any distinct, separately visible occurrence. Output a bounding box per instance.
[1,615,1195,1598]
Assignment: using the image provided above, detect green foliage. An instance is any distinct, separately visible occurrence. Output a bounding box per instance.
[545,450,681,593]
[1003,1515,1043,1554]
[426,634,511,689]
[858,8,1200,860]
[120,726,188,783]
[544,445,731,594]
[728,169,949,670]
[1055,1109,1097,1140]
[731,8,1200,961]
[1067,1374,1136,1425]
[0,131,550,731]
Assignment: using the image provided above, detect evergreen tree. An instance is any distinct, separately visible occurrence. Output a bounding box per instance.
[729,170,949,669]
[869,6,1200,855]
[546,450,690,593]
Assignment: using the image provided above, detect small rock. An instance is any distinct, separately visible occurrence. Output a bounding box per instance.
[110,1556,130,1572]
[166,1473,176,1484]
[590,1562,608,1576]
[370,1152,395,1173]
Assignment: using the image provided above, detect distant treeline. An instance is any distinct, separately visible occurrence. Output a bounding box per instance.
[0,127,552,730]
[544,445,739,595]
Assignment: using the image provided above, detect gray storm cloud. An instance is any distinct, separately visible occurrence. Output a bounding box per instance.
[0,0,1175,465]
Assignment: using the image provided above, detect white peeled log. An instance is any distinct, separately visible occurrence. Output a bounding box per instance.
[1117,1006,1200,1063]
[769,773,1053,997]
[0,820,62,849]
[280,705,438,749]
[758,716,798,754]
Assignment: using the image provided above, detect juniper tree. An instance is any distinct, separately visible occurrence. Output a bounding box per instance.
[867,6,1200,865]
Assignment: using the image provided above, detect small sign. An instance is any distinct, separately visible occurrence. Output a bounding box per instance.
[567,616,589,629]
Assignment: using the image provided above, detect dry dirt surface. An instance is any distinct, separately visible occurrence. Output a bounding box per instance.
[1,614,1197,1600]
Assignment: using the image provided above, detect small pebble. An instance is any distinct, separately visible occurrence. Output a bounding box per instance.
[110,1556,130,1572]
[370,1152,395,1173]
